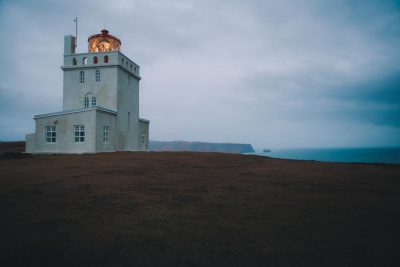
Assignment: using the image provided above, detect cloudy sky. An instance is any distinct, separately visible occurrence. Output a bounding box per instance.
[0,0,399,148]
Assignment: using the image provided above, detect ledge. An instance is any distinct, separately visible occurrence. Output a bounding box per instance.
[139,118,150,123]
[60,64,141,80]
[34,107,118,119]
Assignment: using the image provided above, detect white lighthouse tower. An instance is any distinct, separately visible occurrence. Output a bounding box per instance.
[26,29,149,153]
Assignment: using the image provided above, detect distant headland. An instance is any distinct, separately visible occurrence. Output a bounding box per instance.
[149,140,255,153]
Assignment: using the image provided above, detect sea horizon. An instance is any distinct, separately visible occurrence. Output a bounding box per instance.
[251,147,400,164]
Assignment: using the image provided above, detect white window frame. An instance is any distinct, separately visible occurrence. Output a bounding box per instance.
[74,125,85,143]
[91,97,96,107]
[95,70,100,82]
[103,126,109,143]
[84,97,89,108]
[45,126,56,143]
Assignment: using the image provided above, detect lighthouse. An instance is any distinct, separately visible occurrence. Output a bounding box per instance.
[26,29,150,153]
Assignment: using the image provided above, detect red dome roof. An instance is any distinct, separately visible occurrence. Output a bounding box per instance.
[88,29,121,44]
[88,29,121,52]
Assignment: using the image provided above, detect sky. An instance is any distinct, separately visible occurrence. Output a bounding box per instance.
[0,0,399,149]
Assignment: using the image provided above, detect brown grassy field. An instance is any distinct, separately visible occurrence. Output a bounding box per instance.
[1,142,400,266]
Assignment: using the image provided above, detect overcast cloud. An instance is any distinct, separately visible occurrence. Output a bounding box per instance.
[0,0,399,148]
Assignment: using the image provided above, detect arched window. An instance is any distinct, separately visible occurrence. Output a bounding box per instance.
[80,71,85,83]
[72,58,77,65]
[93,56,98,64]
[83,57,87,65]
[95,70,100,82]
[104,55,108,63]
[91,97,96,107]
[84,97,89,108]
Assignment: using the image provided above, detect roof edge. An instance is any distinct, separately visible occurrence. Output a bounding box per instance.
[34,107,118,119]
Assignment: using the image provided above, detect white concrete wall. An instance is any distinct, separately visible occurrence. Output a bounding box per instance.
[95,111,117,153]
[64,35,76,55]
[117,52,140,76]
[139,120,150,151]
[25,133,36,153]
[31,110,97,153]
[116,67,140,151]
[63,66,118,111]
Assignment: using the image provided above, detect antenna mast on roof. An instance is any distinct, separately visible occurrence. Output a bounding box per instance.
[73,17,78,48]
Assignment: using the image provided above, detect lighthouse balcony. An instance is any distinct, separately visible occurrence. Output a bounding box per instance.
[62,51,140,77]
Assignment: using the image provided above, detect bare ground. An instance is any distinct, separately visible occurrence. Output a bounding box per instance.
[0,142,400,266]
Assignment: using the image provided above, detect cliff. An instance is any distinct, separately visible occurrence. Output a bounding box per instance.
[149,140,255,153]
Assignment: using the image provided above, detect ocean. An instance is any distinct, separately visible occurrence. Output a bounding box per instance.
[251,147,400,164]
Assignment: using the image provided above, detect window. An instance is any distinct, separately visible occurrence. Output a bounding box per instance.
[126,61,128,67]
[91,96,96,107]
[45,126,56,143]
[74,125,85,143]
[83,57,87,65]
[103,126,109,143]
[84,97,89,108]
[95,70,100,82]
[122,58,124,64]
[104,55,108,63]
[80,71,85,83]
[72,58,77,65]
[93,56,98,64]
[130,64,132,71]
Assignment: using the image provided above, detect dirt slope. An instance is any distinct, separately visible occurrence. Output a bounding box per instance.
[0,144,399,266]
